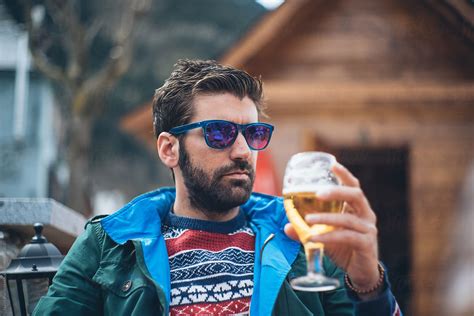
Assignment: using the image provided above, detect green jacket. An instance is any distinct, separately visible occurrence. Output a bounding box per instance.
[34,188,398,315]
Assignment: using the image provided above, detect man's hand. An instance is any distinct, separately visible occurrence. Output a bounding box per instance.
[284,162,381,296]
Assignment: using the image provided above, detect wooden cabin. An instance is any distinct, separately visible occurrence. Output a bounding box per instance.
[121,1,474,314]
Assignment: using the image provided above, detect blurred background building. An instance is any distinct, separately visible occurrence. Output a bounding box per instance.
[0,4,58,199]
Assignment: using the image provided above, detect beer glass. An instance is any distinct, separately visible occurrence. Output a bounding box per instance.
[283,152,343,291]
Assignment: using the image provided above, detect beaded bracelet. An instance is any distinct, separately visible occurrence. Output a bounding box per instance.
[344,262,385,294]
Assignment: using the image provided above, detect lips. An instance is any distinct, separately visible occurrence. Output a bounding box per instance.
[222,170,250,179]
[224,172,249,176]
[217,161,254,181]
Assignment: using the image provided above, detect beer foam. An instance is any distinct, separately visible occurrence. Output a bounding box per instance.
[282,184,336,195]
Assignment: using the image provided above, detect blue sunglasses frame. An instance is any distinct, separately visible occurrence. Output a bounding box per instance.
[169,119,274,150]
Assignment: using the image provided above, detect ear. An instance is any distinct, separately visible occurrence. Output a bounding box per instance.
[157,132,180,168]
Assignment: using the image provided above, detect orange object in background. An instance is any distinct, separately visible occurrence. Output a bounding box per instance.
[254,150,280,196]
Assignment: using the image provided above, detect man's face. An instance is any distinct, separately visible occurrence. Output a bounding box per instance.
[176,93,259,214]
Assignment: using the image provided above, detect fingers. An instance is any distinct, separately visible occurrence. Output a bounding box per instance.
[309,229,375,252]
[317,185,375,222]
[305,213,377,235]
[304,213,377,253]
[332,163,360,188]
[284,213,378,244]
[284,223,299,241]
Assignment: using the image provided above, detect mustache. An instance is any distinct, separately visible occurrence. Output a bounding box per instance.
[216,160,254,177]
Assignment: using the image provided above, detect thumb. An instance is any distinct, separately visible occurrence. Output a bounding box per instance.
[284,223,299,241]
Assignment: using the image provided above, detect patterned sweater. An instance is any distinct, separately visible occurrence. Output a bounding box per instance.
[162,210,255,315]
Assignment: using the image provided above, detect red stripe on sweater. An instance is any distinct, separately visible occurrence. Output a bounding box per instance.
[170,297,251,316]
[165,230,255,256]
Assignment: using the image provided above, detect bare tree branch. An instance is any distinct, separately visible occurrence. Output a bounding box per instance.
[29,50,68,83]
[43,0,75,65]
[42,0,87,85]
[20,0,67,83]
[72,0,150,116]
[43,0,65,31]
[20,0,150,116]
[72,48,131,116]
[62,0,86,84]
[84,20,104,47]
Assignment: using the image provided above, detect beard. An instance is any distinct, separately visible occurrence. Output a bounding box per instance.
[178,141,255,215]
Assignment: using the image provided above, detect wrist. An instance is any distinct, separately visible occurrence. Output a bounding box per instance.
[345,262,385,297]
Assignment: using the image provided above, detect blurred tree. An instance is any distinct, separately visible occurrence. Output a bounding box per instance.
[3,0,266,215]
[3,0,151,215]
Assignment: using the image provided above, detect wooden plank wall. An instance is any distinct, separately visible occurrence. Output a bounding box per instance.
[246,1,474,82]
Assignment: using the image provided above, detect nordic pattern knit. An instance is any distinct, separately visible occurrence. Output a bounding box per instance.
[162,210,255,316]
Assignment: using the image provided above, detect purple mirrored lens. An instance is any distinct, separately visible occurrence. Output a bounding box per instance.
[244,125,271,150]
[205,121,237,148]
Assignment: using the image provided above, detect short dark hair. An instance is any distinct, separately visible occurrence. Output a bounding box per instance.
[152,59,265,138]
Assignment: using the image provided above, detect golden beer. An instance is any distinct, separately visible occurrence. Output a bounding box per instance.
[283,190,343,246]
[282,152,342,291]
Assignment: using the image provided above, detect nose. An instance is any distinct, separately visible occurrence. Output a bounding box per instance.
[229,132,251,161]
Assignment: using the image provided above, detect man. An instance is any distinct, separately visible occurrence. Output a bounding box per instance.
[34,59,402,315]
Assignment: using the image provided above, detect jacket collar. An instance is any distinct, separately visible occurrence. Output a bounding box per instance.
[101,187,174,244]
[101,187,292,244]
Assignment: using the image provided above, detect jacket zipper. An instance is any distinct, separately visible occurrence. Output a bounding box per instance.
[249,233,275,315]
[260,233,275,263]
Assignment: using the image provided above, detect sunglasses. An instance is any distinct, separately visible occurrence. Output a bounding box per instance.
[169,120,274,150]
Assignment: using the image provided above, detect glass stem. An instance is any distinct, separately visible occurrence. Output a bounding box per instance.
[306,244,324,275]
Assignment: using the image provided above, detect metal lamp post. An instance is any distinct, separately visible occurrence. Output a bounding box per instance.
[1,223,64,316]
